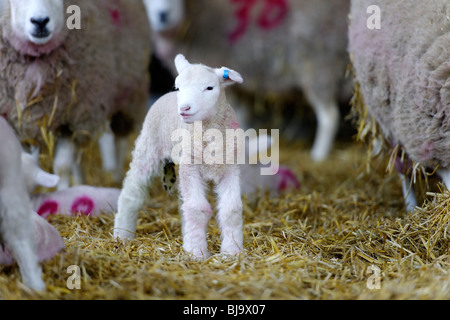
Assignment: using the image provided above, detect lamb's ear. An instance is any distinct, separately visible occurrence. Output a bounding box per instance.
[174,54,191,74]
[215,67,243,86]
[35,170,60,188]
[30,146,40,163]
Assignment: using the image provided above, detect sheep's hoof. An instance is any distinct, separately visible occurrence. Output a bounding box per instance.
[184,247,211,261]
[220,245,243,258]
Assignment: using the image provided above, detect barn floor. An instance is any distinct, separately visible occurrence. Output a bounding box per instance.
[1,139,450,300]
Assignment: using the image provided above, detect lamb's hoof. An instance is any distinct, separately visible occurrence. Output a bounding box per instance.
[220,244,243,258]
[113,229,136,241]
[184,247,211,261]
[24,276,46,292]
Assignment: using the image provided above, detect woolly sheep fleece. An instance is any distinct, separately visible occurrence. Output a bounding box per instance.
[155,0,350,97]
[349,0,450,169]
[0,0,151,147]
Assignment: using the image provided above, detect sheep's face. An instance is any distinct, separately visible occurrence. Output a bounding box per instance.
[143,0,184,32]
[175,66,221,123]
[8,0,65,46]
[174,54,243,124]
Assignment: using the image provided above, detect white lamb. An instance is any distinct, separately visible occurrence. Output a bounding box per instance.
[0,117,64,291]
[114,54,244,260]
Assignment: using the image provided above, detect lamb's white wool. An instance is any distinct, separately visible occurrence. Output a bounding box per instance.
[114,54,244,260]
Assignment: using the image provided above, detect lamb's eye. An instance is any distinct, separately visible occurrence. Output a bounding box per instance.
[206,86,214,91]
[172,86,179,91]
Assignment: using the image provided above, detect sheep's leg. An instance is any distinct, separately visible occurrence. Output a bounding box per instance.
[98,129,129,183]
[179,166,212,260]
[54,138,77,190]
[399,173,417,212]
[114,166,151,240]
[1,188,45,291]
[114,136,129,184]
[215,166,243,256]
[98,129,117,173]
[437,168,450,191]
[307,95,340,162]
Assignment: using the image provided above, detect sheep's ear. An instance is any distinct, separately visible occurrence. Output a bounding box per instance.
[215,67,243,86]
[174,54,191,74]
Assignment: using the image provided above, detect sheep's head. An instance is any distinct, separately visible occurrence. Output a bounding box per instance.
[143,0,184,32]
[174,54,243,123]
[5,0,66,55]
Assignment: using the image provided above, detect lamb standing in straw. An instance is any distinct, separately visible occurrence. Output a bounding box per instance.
[114,55,244,260]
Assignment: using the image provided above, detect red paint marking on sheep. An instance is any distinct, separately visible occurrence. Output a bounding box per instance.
[228,0,289,43]
[230,121,240,130]
[37,200,59,217]
[277,167,300,192]
[109,9,121,27]
[71,196,95,216]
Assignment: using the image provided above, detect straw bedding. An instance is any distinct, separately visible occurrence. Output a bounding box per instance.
[1,134,450,299]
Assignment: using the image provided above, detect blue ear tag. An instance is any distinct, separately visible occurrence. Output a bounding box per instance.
[223,69,230,80]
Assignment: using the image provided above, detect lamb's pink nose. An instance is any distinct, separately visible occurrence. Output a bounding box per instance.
[180,106,191,112]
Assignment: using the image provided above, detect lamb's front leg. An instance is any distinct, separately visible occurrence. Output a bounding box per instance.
[215,165,243,256]
[179,165,212,260]
[1,187,45,291]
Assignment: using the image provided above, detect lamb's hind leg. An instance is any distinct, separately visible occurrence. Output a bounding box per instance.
[1,188,45,291]
[179,165,212,260]
[215,166,243,256]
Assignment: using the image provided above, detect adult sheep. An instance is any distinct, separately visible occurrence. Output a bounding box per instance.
[349,0,450,210]
[0,0,151,188]
[144,0,352,162]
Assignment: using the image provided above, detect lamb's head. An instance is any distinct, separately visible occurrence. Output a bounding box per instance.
[4,0,66,55]
[174,54,243,123]
[143,0,184,32]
